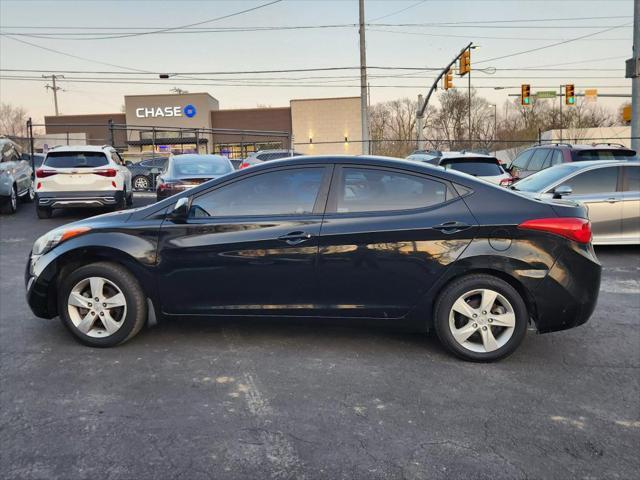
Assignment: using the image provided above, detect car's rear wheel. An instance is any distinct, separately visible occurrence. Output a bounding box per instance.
[0,185,17,214]
[58,262,147,347]
[20,184,35,203]
[114,189,127,211]
[36,205,52,219]
[434,274,528,362]
[133,175,150,191]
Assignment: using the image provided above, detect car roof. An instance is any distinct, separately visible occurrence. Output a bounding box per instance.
[530,143,634,152]
[548,159,640,170]
[46,145,113,153]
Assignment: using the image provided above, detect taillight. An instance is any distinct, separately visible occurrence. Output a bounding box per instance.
[36,169,57,178]
[239,162,250,169]
[519,217,592,244]
[499,178,513,187]
[94,168,117,177]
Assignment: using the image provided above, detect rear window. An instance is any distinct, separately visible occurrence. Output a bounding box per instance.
[172,158,232,176]
[44,151,109,168]
[442,160,503,176]
[575,149,636,161]
[512,164,577,192]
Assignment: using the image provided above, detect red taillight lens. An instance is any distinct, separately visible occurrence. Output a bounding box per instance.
[239,162,250,169]
[35,169,57,178]
[499,178,513,186]
[94,168,117,177]
[519,217,592,244]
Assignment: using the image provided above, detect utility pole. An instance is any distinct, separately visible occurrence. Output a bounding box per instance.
[628,0,640,151]
[43,74,63,116]
[359,0,370,155]
[416,94,425,150]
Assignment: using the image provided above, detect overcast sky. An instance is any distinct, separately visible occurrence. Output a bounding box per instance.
[0,0,634,121]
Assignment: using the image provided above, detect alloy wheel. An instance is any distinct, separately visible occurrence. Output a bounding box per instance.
[133,176,150,190]
[448,288,516,353]
[67,276,127,338]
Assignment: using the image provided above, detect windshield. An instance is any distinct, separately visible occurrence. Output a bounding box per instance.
[443,160,503,176]
[576,149,636,161]
[512,164,577,192]
[172,157,232,176]
[44,152,108,168]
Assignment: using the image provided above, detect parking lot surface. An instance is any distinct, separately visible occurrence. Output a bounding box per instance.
[1,195,639,480]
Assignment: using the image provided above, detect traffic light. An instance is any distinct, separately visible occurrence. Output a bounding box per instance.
[459,50,471,76]
[565,84,575,105]
[521,84,531,106]
[443,70,453,90]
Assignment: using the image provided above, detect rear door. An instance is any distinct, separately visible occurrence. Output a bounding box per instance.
[620,165,640,242]
[559,165,622,242]
[315,165,476,319]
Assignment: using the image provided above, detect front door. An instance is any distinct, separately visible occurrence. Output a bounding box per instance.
[315,166,476,319]
[157,165,332,315]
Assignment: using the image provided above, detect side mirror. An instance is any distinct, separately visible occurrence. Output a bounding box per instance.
[553,185,572,199]
[125,160,133,166]
[170,197,190,220]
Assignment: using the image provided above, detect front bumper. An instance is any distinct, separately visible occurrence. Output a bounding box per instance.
[25,252,58,319]
[36,190,123,208]
[534,244,601,333]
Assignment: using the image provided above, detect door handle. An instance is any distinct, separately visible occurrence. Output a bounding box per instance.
[432,221,472,234]
[278,231,313,245]
[607,197,618,203]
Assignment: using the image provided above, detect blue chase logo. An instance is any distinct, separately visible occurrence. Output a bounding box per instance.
[183,104,197,118]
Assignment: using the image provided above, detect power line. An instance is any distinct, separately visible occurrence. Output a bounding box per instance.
[369,0,429,22]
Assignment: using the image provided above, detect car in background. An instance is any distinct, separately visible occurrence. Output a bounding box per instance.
[407,151,512,186]
[507,143,636,181]
[238,149,302,169]
[22,152,45,169]
[126,156,169,191]
[0,137,34,214]
[35,145,132,219]
[156,154,234,201]
[26,155,601,362]
[511,160,640,245]
[406,150,443,165]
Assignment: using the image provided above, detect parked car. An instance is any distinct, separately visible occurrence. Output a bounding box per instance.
[408,152,512,186]
[21,152,45,169]
[406,150,443,165]
[0,137,34,214]
[26,155,601,362]
[34,145,132,219]
[156,154,234,201]
[511,160,640,245]
[238,149,302,169]
[126,156,168,191]
[507,143,636,180]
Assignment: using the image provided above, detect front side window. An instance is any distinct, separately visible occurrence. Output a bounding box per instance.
[189,168,324,218]
[566,167,618,195]
[511,150,533,169]
[44,152,109,168]
[335,168,449,214]
[527,149,550,171]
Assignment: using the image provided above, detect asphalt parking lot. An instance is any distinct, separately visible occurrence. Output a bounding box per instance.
[1,194,639,480]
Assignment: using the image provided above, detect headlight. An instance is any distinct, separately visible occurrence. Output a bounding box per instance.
[32,226,91,256]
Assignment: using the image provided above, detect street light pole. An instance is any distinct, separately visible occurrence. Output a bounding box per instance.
[359,0,370,155]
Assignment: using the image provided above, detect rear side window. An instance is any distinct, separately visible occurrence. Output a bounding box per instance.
[622,166,640,192]
[527,149,550,171]
[567,167,618,195]
[575,149,636,161]
[335,167,449,214]
[443,161,503,176]
[44,152,109,168]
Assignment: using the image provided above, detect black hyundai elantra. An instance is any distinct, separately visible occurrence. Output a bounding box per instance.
[25,155,601,361]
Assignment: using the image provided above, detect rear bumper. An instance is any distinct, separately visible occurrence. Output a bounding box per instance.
[534,244,601,333]
[36,190,123,208]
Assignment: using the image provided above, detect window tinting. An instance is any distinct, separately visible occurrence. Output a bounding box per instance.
[443,160,503,176]
[336,168,448,213]
[172,158,232,176]
[189,168,324,218]
[512,164,577,193]
[550,150,564,166]
[622,166,640,192]
[576,149,636,161]
[527,149,550,171]
[567,167,618,195]
[511,150,533,169]
[44,152,109,168]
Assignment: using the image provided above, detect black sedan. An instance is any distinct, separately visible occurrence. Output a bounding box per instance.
[126,156,168,191]
[25,155,601,362]
[156,154,234,201]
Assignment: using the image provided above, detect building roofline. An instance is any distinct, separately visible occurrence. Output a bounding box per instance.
[290,96,360,103]
[124,92,218,100]
[212,106,291,113]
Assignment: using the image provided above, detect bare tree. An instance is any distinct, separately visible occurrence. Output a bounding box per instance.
[0,103,29,138]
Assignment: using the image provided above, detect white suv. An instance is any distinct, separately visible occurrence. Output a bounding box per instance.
[35,145,132,219]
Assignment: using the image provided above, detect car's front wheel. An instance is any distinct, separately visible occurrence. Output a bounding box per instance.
[434,274,528,362]
[132,175,150,191]
[0,185,17,214]
[58,262,147,347]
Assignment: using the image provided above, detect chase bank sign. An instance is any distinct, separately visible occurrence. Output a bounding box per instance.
[135,104,197,119]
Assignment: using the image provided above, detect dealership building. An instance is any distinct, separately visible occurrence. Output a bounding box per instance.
[44,93,362,158]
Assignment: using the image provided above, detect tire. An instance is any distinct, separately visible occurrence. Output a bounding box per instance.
[433,274,528,362]
[0,185,18,214]
[114,189,127,211]
[132,175,150,191]
[36,205,53,219]
[20,183,35,203]
[126,189,134,207]
[57,262,147,347]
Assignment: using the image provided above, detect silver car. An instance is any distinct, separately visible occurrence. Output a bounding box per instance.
[0,137,34,214]
[512,160,640,245]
